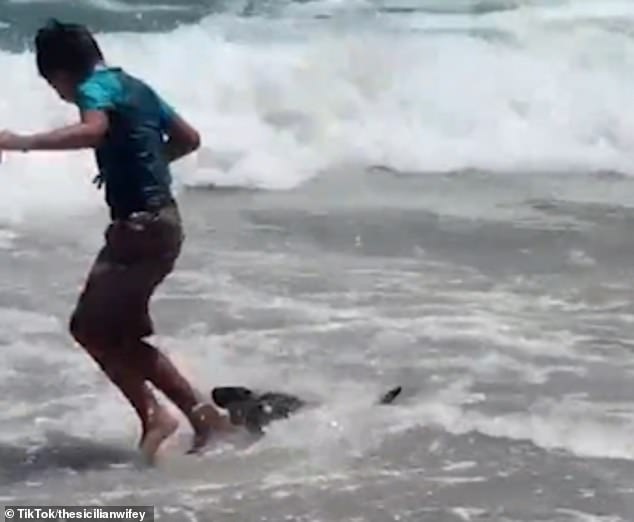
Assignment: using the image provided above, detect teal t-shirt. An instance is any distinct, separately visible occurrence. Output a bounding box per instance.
[76,66,177,219]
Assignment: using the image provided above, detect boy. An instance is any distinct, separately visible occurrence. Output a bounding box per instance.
[0,19,231,461]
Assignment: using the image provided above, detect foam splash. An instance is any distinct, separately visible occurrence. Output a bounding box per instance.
[0,2,633,223]
[388,394,634,461]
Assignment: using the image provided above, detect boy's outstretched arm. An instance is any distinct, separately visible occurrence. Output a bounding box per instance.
[164,113,201,163]
[0,111,108,151]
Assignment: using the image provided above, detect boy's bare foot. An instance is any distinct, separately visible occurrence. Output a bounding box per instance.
[139,408,179,464]
[186,403,233,454]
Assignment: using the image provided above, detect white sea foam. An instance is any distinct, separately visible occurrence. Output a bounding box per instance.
[0,2,633,224]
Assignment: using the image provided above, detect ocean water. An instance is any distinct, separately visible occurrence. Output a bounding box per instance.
[2,1,634,521]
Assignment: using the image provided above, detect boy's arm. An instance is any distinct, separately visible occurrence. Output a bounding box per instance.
[163,113,201,163]
[158,98,200,163]
[0,111,108,151]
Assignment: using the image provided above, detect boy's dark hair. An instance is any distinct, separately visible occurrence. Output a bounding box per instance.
[35,19,104,81]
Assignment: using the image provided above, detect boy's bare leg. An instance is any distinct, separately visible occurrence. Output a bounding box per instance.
[130,339,233,452]
[137,399,179,463]
[83,344,179,461]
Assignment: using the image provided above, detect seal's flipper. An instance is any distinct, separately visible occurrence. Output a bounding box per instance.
[378,386,402,405]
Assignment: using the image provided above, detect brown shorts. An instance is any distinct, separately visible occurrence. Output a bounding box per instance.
[71,203,183,345]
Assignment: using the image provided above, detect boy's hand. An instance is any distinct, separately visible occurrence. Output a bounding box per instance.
[0,131,31,151]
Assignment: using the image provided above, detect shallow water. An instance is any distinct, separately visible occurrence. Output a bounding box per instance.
[1,171,634,521]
